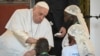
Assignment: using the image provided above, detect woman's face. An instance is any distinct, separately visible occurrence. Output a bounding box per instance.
[64,12,72,22]
[64,12,78,26]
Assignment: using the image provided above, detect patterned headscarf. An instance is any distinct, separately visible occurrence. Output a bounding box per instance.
[64,5,89,38]
[68,24,95,56]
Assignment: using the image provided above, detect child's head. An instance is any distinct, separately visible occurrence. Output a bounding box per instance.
[35,38,49,56]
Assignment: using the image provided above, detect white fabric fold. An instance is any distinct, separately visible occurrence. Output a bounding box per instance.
[13,30,30,47]
[63,5,95,56]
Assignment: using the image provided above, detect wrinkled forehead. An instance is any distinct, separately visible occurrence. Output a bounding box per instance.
[35,6,49,15]
[40,7,49,15]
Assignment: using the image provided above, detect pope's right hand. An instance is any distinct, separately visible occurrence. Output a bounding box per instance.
[26,37,37,44]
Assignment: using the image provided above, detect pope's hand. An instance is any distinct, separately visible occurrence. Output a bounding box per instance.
[26,37,37,44]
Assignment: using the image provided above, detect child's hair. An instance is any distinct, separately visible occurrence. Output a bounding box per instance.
[35,38,49,56]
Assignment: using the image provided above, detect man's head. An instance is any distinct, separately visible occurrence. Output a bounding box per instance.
[33,1,49,24]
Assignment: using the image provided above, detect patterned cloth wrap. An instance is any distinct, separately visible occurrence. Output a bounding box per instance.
[65,5,95,56]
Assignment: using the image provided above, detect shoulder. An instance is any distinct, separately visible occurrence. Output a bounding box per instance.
[62,46,72,53]
[62,45,77,51]
[40,18,52,31]
[63,46,72,50]
[62,46,71,56]
[15,8,30,12]
[63,45,77,51]
[11,8,32,18]
[13,8,31,15]
[42,18,51,26]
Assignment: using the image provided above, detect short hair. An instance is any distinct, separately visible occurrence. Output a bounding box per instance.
[35,38,49,56]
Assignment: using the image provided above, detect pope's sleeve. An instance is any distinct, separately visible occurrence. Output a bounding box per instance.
[5,9,30,46]
[13,30,30,46]
[44,19,54,47]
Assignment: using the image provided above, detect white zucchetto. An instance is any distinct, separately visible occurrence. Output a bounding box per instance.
[35,1,49,10]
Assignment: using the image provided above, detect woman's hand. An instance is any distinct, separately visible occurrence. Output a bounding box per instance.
[57,27,66,38]
[26,37,37,44]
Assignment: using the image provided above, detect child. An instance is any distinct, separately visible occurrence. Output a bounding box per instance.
[24,38,50,56]
[35,38,49,56]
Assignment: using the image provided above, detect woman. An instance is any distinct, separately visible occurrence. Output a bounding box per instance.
[62,5,95,56]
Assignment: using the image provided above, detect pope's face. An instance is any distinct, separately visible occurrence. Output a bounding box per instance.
[33,6,48,24]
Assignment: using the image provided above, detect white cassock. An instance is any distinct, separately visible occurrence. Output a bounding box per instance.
[62,44,79,56]
[0,9,54,56]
